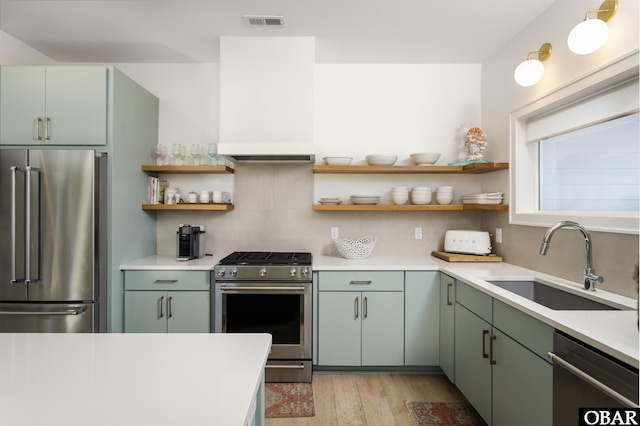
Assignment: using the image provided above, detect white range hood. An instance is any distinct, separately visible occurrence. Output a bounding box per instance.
[219,36,315,163]
[217,142,315,162]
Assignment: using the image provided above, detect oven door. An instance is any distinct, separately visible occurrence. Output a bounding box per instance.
[214,281,311,360]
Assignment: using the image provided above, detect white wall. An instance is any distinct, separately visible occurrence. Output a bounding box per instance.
[480,0,639,298]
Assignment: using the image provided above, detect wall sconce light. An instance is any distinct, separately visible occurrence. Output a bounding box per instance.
[514,43,552,87]
[567,0,618,55]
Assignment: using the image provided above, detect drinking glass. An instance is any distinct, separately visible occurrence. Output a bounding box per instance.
[191,144,203,166]
[208,143,219,166]
[172,144,185,166]
[150,144,165,165]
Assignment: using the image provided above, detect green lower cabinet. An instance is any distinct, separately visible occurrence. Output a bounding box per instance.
[492,328,552,426]
[454,303,492,423]
[454,281,554,426]
[124,291,210,333]
[318,290,404,366]
[405,271,439,366]
[439,273,455,382]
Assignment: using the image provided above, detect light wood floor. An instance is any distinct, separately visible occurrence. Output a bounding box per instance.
[265,373,466,426]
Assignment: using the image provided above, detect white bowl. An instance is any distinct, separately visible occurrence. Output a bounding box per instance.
[411,197,432,205]
[366,154,397,166]
[436,196,453,205]
[391,196,408,205]
[323,156,353,166]
[392,186,409,191]
[437,186,453,191]
[410,153,441,165]
[335,236,376,259]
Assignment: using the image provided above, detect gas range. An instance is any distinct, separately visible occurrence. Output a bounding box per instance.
[214,251,312,281]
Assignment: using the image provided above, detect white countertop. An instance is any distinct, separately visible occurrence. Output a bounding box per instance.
[119,254,639,368]
[314,255,639,368]
[0,333,271,425]
[120,255,219,270]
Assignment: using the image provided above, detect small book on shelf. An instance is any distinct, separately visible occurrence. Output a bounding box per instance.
[147,177,168,204]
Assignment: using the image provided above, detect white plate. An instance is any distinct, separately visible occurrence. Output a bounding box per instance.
[462,198,503,205]
[352,200,379,205]
[319,200,342,205]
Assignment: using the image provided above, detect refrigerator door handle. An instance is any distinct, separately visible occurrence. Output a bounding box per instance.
[0,308,85,316]
[24,166,33,285]
[10,166,22,284]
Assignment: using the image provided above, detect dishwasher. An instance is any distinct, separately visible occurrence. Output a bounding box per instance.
[547,331,639,425]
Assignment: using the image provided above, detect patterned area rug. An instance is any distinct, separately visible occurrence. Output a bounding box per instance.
[265,383,315,418]
[405,401,486,426]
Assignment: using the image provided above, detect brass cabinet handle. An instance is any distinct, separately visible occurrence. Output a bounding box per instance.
[363,296,368,318]
[349,280,372,285]
[44,117,51,140]
[36,117,42,140]
[482,329,489,358]
[489,334,497,365]
[159,296,164,318]
[354,297,359,320]
[446,282,453,305]
[168,296,173,318]
[153,279,178,284]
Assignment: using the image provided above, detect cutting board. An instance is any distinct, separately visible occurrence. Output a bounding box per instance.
[431,251,502,262]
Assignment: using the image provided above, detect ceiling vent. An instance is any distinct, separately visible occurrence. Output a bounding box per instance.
[243,15,285,27]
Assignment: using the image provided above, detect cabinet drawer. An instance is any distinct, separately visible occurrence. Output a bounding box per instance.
[493,300,553,360]
[318,271,403,291]
[124,270,210,291]
[456,281,492,322]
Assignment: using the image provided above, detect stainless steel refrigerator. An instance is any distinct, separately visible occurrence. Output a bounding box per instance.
[0,149,107,332]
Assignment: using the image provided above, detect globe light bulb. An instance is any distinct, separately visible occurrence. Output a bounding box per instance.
[514,59,545,87]
[568,18,609,55]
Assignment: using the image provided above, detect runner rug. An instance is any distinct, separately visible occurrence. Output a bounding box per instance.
[265,383,315,418]
[404,401,486,426]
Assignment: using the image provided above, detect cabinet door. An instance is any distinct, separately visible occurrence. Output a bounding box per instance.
[405,271,439,366]
[362,291,404,366]
[492,328,552,426]
[318,291,361,366]
[124,291,167,333]
[1,66,45,145]
[166,291,210,333]
[455,303,492,424]
[439,274,455,382]
[45,67,107,145]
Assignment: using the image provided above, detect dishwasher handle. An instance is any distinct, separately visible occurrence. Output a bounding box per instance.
[547,351,639,409]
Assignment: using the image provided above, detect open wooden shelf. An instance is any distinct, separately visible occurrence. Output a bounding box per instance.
[141,203,234,211]
[142,165,234,174]
[312,204,508,211]
[312,162,508,174]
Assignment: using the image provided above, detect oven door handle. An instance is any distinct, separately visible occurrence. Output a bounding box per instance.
[547,352,639,408]
[219,286,307,292]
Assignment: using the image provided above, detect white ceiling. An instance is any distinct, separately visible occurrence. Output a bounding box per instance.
[0,0,556,64]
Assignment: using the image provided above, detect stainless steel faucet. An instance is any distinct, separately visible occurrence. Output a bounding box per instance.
[539,221,604,291]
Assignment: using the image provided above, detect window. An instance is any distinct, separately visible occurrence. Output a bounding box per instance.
[539,113,639,211]
[510,52,639,234]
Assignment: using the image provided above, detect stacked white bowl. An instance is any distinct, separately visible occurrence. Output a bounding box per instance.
[410,187,432,205]
[436,186,454,205]
[391,186,409,205]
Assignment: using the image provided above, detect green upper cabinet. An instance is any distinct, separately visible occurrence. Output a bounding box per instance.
[0,66,107,146]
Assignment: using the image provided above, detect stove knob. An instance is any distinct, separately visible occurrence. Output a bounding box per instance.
[259,268,267,277]
[230,269,238,277]
[301,267,309,277]
[216,269,225,277]
[289,268,297,277]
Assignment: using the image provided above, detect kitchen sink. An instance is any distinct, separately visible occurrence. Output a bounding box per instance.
[485,280,622,311]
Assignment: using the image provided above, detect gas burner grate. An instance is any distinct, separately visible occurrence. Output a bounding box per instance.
[219,251,312,266]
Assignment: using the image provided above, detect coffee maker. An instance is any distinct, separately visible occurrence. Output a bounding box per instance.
[176,224,206,261]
